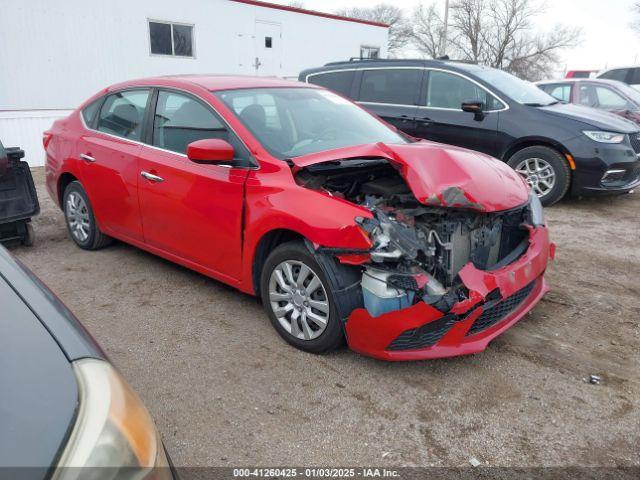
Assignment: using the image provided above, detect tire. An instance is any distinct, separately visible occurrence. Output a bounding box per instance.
[21,222,35,247]
[507,146,571,207]
[260,241,353,354]
[63,181,112,250]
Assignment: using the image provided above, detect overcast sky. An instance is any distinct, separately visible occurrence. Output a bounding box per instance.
[270,0,640,77]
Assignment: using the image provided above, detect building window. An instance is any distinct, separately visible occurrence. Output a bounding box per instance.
[360,46,380,59]
[265,36,273,48]
[149,20,194,57]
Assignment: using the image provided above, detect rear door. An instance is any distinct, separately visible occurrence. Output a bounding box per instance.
[137,89,250,281]
[414,69,502,155]
[76,89,150,241]
[355,68,423,137]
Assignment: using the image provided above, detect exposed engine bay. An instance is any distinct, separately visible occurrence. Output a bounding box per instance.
[296,159,533,317]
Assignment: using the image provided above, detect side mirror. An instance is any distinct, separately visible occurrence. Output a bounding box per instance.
[461,100,485,114]
[187,139,235,164]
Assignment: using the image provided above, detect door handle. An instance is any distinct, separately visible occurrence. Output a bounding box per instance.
[80,153,95,163]
[416,117,432,125]
[140,171,164,183]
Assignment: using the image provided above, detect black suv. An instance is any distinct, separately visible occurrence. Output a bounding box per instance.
[300,59,640,206]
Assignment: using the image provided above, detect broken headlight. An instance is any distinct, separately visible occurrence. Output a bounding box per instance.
[529,190,545,226]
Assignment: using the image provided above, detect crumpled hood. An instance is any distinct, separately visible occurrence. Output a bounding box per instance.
[292,141,530,212]
[538,103,638,132]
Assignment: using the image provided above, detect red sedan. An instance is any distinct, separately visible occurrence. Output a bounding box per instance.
[44,75,553,361]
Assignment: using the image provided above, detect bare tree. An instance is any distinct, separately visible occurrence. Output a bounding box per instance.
[411,0,581,80]
[287,1,305,8]
[336,3,413,56]
[411,4,446,58]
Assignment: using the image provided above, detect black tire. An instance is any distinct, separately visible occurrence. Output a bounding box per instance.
[21,222,35,247]
[507,146,571,207]
[260,241,358,354]
[63,181,112,250]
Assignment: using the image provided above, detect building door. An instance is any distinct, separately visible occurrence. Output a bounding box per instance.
[254,21,281,76]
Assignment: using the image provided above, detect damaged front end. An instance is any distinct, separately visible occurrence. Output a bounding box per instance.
[294,143,553,360]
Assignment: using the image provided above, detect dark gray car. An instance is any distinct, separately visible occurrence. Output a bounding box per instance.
[0,244,175,479]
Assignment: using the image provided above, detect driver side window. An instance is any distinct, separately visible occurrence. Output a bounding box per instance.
[152,90,251,164]
[426,71,503,110]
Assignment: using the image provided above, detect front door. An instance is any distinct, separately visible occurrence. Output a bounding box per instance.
[138,89,249,281]
[254,21,281,76]
[76,89,150,241]
[415,70,500,156]
[356,68,423,137]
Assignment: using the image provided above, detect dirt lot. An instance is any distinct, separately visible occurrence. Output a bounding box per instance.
[8,168,639,467]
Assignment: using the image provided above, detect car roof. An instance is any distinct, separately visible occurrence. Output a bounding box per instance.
[537,78,628,88]
[108,74,312,92]
[300,58,492,77]
[599,65,640,72]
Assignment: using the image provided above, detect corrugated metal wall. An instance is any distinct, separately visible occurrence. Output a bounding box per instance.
[0,0,388,166]
[0,111,71,166]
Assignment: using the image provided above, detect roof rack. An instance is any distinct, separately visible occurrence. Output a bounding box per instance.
[324,57,478,66]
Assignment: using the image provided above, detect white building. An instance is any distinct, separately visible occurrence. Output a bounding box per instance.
[0,0,388,165]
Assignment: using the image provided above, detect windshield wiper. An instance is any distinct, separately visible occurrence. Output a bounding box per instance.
[524,101,558,107]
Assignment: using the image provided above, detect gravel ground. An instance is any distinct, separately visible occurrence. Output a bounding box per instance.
[7,168,639,467]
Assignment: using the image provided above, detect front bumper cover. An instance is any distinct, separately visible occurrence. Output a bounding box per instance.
[345,226,552,361]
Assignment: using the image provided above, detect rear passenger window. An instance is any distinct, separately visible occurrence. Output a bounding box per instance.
[153,91,226,155]
[630,68,640,84]
[81,98,103,127]
[359,69,422,105]
[96,90,150,141]
[307,71,355,97]
[599,69,628,82]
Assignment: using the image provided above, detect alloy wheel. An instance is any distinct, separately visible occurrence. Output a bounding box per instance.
[515,157,556,197]
[268,260,330,341]
[65,192,91,242]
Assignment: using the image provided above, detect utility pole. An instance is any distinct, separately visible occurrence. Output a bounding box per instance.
[440,0,450,57]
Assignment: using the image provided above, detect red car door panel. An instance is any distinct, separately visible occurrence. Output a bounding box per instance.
[138,149,248,280]
[76,133,143,241]
[74,88,151,241]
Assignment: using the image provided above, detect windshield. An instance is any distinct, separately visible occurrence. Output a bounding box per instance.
[474,68,558,106]
[215,87,408,159]
[616,82,640,108]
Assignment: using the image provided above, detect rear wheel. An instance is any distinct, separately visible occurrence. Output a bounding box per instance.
[260,241,346,354]
[63,181,112,250]
[507,146,570,206]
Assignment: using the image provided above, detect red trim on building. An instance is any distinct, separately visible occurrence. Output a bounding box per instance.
[229,0,390,28]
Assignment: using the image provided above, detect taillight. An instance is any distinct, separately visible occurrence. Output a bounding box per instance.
[42,132,53,148]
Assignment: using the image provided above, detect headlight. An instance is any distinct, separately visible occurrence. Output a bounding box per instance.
[529,190,545,226]
[582,131,625,143]
[53,359,172,480]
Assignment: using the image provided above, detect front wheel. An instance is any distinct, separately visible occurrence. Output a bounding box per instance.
[260,241,345,354]
[507,146,571,206]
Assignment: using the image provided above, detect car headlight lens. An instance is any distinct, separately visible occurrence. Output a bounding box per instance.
[582,131,625,143]
[529,190,545,226]
[53,359,172,479]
